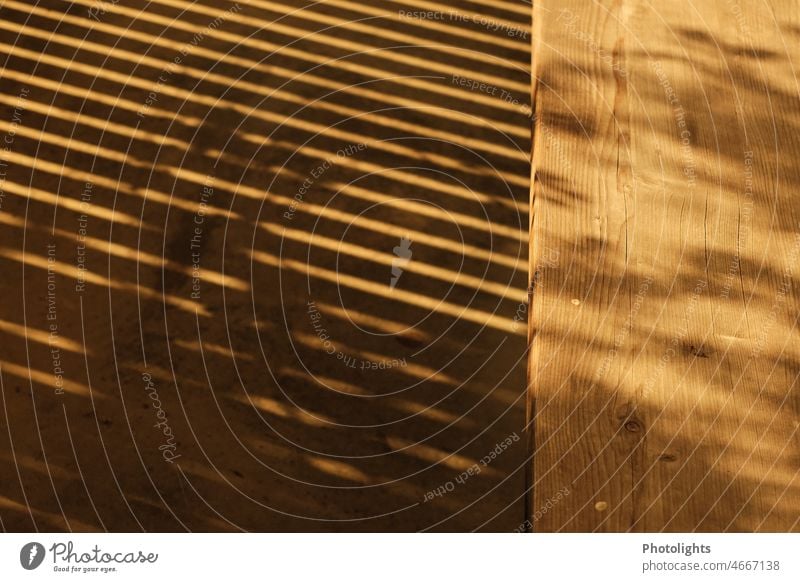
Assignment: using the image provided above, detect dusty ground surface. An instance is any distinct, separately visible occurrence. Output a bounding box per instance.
[0,0,531,531]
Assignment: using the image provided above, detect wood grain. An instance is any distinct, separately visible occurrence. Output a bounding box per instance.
[528,0,800,531]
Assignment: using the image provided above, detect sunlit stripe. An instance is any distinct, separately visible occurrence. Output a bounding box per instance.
[247,0,530,50]
[162,167,264,200]
[317,179,525,240]
[174,339,253,361]
[225,393,335,427]
[226,0,528,62]
[261,222,524,302]
[143,0,530,94]
[158,161,524,272]
[380,0,531,21]
[0,249,210,316]
[0,68,184,123]
[274,368,508,416]
[292,332,458,385]
[0,118,147,168]
[249,249,523,334]
[0,180,149,230]
[269,165,526,233]
[3,8,521,152]
[0,212,247,292]
[0,92,186,149]
[258,143,527,213]
[262,191,525,271]
[306,457,370,483]
[108,239,249,290]
[125,362,206,389]
[313,300,431,340]
[8,60,525,160]
[28,0,530,136]
[233,107,525,186]
[0,19,526,186]
[0,453,75,479]
[391,399,476,427]
[386,436,502,476]
[60,0,529,115]
[0,33,527,196]
[4,151,239,220]
[0,494,98,531]
[276,367,371,395]
[0,360,94,398]
[0,320,86,354]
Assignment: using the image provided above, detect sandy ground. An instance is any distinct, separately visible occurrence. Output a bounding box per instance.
[0,0,531,531]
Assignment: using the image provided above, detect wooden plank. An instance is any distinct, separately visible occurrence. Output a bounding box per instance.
[528,0,800,531]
